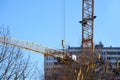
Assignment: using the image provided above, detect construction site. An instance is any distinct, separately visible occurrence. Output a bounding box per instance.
[0,0,120,80]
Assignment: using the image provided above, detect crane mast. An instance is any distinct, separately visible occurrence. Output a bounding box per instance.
[80,0,95,56]
[77,0,96,80]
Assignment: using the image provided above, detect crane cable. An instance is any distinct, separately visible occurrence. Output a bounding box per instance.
[62,0,65,51]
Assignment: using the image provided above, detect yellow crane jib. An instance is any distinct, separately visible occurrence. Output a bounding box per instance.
[0,36,65,59]
[0,36,78,64]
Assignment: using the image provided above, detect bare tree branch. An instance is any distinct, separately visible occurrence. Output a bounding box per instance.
[0,26,43,80]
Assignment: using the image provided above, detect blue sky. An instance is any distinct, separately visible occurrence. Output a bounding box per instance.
[0,0,120,71]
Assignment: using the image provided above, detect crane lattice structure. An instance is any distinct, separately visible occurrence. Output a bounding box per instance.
[0,36,68,61]
[80,0,95,56]
[78,0,96,80]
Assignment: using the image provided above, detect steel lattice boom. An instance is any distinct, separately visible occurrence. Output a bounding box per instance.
[0,36,67,60]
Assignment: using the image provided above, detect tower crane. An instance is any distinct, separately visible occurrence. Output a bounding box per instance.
[0,0,112,79]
